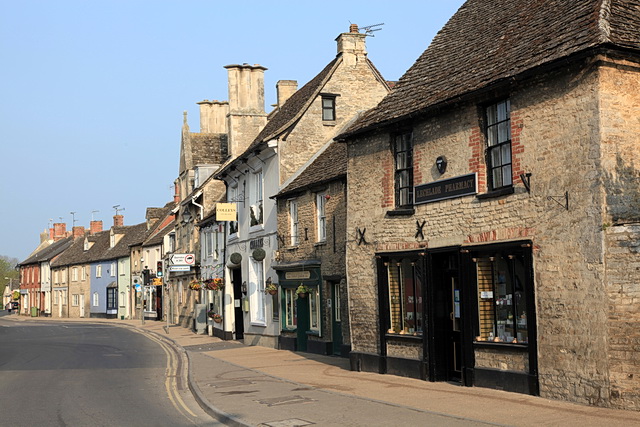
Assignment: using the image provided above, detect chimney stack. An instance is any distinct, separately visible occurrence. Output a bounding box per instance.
[53,223,66,241]
[336,24,367,66]
[276,80,298,108]
[113,215,124,227]
[197,100,229,133]
[224,63,268,157]
[90,220,103,235]
[72,226,85,239]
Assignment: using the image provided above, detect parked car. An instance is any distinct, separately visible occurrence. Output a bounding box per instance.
[6,301,19,313]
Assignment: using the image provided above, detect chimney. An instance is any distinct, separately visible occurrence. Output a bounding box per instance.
[174,182,181,204]
[90,220,103,235]
[276,80,298,108]
[224,63,268,158]
[42,229,51,243]
[197,100,229,133]
[72,226,85,239]
[113,215,124,227]
[336,24,367,66]
[53,223,66,241]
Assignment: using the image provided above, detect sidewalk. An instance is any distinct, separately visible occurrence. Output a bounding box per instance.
[6,313,640,426]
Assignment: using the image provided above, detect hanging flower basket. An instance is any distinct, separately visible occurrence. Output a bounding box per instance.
[205,278,224,291]
[265,282,278,295]
[12,291,20,300]
[208,310,222,323]
[189,279,203,291]
[296,284,311,298]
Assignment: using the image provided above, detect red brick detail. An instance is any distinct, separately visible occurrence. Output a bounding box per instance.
[468,126,486,191]
[377,242,428,252]
[464,227,534,244]
[510,113,525,182]
[90,220,103,235]
[381,155,394,208]
[413,147,423,185]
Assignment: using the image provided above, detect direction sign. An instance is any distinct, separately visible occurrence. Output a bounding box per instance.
[169,265,191,272]
[169,253,195,265]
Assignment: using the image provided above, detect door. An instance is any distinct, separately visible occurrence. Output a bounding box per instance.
[296,295,310,352]
[79,295,85,318]
[449,276,462,381]
[331,282,343,355]
[232,269,244,340]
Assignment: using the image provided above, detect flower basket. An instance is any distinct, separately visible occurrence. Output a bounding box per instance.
[296,284,311,298]
[208,310,222,323]
[265,282,278,295]
[205,278,224,291]
[189,279,203,291]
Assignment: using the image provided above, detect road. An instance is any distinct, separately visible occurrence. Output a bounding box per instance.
[0,317,220,426]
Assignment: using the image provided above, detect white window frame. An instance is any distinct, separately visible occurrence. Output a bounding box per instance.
[72,294,80,307]
[96,265,102,278]
[110,262,116,277]
[249,258,266,325]
[284,287,296,329]
[308,286,321,333]
[54,290,59,305]
[93,292,99,307]
[81,266,87,281]
[316,192,327,242]
[249,170,263,228]
[289,199,299,246]
[72,267,78,282]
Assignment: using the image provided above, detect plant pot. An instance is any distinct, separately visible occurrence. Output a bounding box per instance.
[214,318,222,324]
[268,289,277,295]
[298,292,307,298]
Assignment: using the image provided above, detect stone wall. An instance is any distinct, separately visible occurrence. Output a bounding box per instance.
[345,57,639,407]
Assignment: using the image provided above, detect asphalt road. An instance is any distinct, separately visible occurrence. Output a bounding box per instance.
[0,316,219,426]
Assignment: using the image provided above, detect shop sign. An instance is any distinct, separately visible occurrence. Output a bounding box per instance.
[414,173,477,205]
[250,238,264,250]
[216,203,237,221]
[285,271,311,280]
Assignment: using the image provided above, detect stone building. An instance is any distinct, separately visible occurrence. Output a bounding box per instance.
[337,0,640,410]
[273,141,350,356]
[215,24,390,349]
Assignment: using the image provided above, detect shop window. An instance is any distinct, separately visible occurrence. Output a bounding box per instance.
[308,286,320,332]
[384,257,423,335]
[284,287,297,329]
[474,252,528,344]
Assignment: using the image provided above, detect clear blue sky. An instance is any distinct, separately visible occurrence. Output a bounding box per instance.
[0,0,465,261]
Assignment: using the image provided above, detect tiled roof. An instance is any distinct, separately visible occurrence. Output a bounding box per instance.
[106,223,148,259]
[215,58,341,176]
[50,232,106,267]
[143,219,175,247]
[275,141,346,198]
[191,133,227,166]
[340,0,640,138]
[19,237,74,266]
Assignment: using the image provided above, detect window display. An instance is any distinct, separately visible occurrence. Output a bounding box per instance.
[385,258,423,335]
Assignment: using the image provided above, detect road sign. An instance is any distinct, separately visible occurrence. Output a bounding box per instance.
[169,265,191,272]
[169,253,195,265]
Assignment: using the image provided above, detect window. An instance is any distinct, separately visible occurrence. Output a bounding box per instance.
[119,291,126,307]
[72,294,80,307]
[62,290,67,305]
[54,271,59,285]
[384,257,423,335]
[284,288,297,329]
[119,259,125,276]
[289,200,299,246]
[110,232,116,248]
[72,268,78,282]
[81,266,87,281]
[308,286,320,332]
[107,288,117,310]
[110,262,116,277]
[96,265,102,278]
[249,259,265,324]
[229,186,239,235]
[249,171,263,227]
[474,250,529,344]
[485,99,512,190]
[93,292,99,307]
[54,290,59,305]
[322,96,335,121]
[393,132,413,208]
[316,193,327,242]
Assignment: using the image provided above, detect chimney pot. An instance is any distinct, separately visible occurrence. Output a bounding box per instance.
[90,220,103,235]
[113,215,124,227]
[350,24,359,33]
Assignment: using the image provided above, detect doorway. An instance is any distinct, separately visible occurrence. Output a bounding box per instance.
[431,251,462,383]
[232,268,244,340]
[79,295,85,318]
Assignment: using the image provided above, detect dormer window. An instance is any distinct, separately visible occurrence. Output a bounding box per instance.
[321,95,336,121]
[84,238,89,251]
[110,231,116,248]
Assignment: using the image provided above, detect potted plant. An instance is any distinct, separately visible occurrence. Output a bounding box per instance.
[205,278,224,291]
[296,284,311,298]
[207,310,222,323]
[265,282,278,295]
[189,279,203,291]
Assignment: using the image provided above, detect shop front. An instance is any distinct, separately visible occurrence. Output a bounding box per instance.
[368,240,538,395]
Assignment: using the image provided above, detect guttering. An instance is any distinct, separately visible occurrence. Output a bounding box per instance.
[190,190,204,221]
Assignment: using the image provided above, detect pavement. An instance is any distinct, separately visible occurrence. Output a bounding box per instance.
[3,311,640,426]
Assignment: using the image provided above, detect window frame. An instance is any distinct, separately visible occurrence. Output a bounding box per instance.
[321,95,336,121]
[289,199,299,246]
[380,255,424,336]
[393,132,414,209]
[249,258,266,325]
[249,170,264,228]
[316,193,327,242]
[485,99,513,191]
[96,265,102,278]
[107,288,117,311]
[93,292,99,307]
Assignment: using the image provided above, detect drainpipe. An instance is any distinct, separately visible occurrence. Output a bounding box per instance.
[190,191,204,221]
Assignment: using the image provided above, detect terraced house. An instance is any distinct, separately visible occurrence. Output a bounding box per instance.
[337,0,640,410]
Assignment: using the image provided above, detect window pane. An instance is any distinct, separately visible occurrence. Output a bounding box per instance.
[490,146,502,167]
[502,165,512,186]
[387,262,403,333]
[498,121,509,143]
[309,288,319,330]
[492,168,503,188]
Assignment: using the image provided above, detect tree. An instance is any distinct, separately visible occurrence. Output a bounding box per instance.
[0,255,19,302]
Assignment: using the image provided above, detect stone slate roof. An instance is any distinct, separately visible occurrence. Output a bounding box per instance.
[19,237,74,266]
[191,133,227,165]
[340,0,640,138]
[275,141,346,199]
[143,219,175,247]
[51,232,107,268]
[106,223,148,259]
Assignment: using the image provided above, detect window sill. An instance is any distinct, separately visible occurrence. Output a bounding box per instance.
[249,225,264,234]
[476,186,515,200]
[306,330,320,337]
[314,241,326,247]
[250,321,267,328]
[322,121,336,126]
[473,341,528,350]
[386,208,415,217]
[385,332,423,341]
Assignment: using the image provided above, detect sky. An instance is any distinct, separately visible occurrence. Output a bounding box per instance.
[0,0,465,261]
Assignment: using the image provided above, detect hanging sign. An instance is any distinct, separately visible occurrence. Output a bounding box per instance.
[216,203,237,221]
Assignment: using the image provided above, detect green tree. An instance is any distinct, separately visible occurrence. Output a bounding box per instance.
[0,256,19,303]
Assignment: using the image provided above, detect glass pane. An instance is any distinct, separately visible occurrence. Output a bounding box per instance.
[310,288,319,330]
[396,152,407,169]
[323,109,334,121]
[322,98,333,108]
[487,125,498,146]
[493,168,503,188]
[491,146,502,166]
[387,262,403,333]
[486,105,497,125]
[497,101,507,122]
[498,121,509,143]
[501,144,511,164]
[502,165,512,186]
